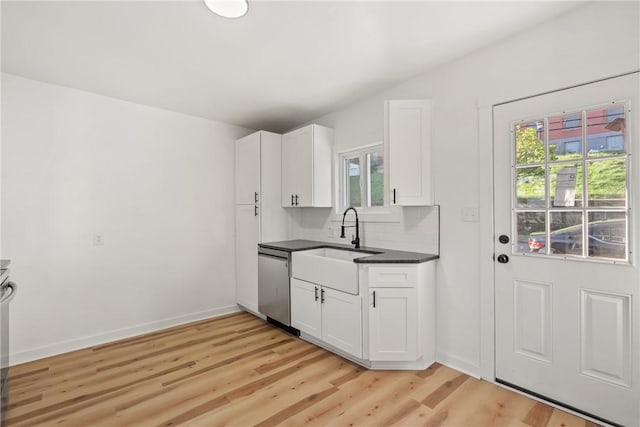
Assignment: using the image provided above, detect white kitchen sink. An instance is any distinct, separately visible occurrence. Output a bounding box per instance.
[291,247,370,294]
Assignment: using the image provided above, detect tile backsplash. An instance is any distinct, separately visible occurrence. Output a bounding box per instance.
[289,206,440,254]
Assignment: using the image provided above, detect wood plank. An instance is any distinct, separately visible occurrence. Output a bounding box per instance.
[524,402,555,427]
[422,372,469,408]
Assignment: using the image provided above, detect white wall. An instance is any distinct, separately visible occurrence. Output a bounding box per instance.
[296,2,640,375]
[1,73,252,364]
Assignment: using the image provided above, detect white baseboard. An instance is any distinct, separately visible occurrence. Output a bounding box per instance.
[237,304,266,320]
[436,351,481,379]
[10,305,241,366]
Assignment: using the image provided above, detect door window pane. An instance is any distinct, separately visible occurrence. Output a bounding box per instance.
[549,113,582,160]
[550,163,583,208]
[587,158,626,207]
[516,121,546,165]
[587,106,625,157]
[587,212,626,260]
[517,212,546,253]
[516,167,546,208]
[549,211,583,256]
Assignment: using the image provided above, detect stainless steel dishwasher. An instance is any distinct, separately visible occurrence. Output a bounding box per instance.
[257,247,294,331]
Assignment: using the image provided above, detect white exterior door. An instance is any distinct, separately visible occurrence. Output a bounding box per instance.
[493,73,639,426]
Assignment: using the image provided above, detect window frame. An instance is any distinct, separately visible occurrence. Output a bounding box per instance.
[338,143,384,212]
[511,101,631,264]
[329,142,400,225]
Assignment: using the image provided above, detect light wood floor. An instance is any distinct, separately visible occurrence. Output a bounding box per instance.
[7,312,597,426]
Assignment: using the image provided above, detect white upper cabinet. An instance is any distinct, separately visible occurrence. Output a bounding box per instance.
[386,99,433,206]
[235,132,261,205]
[281,124,333,207]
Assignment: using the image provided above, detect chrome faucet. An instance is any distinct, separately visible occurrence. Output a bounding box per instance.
[340,207,360,249]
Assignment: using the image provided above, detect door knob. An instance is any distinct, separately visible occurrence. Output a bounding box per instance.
[497,254,509,264]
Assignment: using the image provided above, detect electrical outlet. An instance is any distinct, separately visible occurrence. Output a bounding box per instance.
[94,233,104,246]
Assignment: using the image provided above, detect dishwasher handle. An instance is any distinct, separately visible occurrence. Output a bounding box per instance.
[257,252,288,261]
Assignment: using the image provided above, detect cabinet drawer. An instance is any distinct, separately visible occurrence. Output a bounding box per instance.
[368,266,417,288]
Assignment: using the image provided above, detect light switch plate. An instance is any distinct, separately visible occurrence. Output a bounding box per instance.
[94,233,104,246]
[461,206,480,222]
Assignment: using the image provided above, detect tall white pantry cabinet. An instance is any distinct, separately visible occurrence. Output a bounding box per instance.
[235,131,288,313]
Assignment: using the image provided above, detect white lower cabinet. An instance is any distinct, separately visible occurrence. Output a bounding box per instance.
[369,288,417,361]
[235,204,260,312]
[290,278,322,339]
[291,259,435,369]
[291,278,362,359]
[365,263,436,367]
[322,288,362,358]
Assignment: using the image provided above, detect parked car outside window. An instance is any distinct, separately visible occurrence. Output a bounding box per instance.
[528,219,625,258]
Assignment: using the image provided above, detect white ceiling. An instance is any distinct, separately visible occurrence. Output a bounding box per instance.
[2,1,586,133]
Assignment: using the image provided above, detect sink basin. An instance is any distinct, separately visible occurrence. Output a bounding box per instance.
[291,248,369,294]
[302,247,367,262]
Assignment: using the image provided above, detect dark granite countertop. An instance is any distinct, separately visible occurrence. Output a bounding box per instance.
[259,240,438,264]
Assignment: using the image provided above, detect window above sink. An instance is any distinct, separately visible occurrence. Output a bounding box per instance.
[333,142,402,224]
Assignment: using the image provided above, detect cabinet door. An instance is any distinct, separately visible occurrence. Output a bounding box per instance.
[322,288,362,359]
[369,288,418,361]
[236,132,261,205]
[235,205,260,312]
[282,127,313,207]
[387,100,432,206]
[290,278,322,339]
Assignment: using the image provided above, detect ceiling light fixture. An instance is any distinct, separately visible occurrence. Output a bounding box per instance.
[203,0,248,18]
